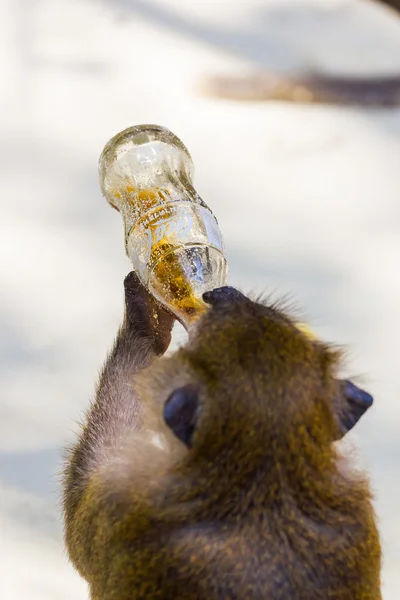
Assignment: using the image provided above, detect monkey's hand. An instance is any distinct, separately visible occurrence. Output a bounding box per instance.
[123,271,175,356]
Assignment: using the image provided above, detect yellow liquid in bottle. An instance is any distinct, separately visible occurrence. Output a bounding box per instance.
[151,250,207,320]
[120,185,209,322]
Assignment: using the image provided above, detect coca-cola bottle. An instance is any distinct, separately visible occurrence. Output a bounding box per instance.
[99,124,228,329]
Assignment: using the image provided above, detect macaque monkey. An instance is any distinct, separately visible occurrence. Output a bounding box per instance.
[63,272,381,599]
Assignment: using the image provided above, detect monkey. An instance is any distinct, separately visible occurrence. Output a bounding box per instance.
[63,271,381,600]
[199,0,400,107]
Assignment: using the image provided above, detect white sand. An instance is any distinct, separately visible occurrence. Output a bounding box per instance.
[1,0,399,597]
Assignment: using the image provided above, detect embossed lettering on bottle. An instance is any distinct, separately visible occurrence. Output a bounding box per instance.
[99,124,228,328]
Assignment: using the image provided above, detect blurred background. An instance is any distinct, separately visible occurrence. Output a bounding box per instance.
[1,0,400,598]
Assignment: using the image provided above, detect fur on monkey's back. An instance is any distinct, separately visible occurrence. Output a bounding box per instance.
[94,478,379,600]
[91,418,378,594]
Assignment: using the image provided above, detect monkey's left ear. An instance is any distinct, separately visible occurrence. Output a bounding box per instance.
[163,385,199,448]
[335,380,374,440]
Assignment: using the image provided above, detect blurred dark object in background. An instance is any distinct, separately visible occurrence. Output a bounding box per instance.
[200,71,400,107]
[378,0,400,13]
[200,0,400,107]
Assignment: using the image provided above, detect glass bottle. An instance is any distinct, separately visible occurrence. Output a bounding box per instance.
[99,124,228,329]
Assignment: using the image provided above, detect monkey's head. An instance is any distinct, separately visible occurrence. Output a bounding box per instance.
[144,287,373,469]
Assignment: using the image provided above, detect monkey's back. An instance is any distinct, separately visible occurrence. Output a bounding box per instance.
[94,513,380,600]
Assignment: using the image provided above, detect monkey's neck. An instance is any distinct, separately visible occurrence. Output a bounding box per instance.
[180,441,363,517]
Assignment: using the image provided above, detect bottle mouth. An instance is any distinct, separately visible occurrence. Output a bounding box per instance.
[98,124,194,205]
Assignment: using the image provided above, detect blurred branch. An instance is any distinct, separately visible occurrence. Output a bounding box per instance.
[200,0,400,107]
[375,0,400,14]
[199,71,400,107]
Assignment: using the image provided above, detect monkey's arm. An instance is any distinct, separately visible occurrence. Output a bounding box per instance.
[62,272,174,577]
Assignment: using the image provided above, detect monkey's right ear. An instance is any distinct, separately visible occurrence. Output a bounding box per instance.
[163,385,199,448]
[335,380,374,440]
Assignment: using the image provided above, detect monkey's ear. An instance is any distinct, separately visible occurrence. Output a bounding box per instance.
[335,380,373,440]
[163,385,199,448]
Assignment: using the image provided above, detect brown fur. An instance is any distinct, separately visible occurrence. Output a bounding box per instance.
[63,274,381,600]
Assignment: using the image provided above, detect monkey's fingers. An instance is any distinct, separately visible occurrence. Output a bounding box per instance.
[124,270,147,294]
[124,271,175,354]
[123,271,151,325]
